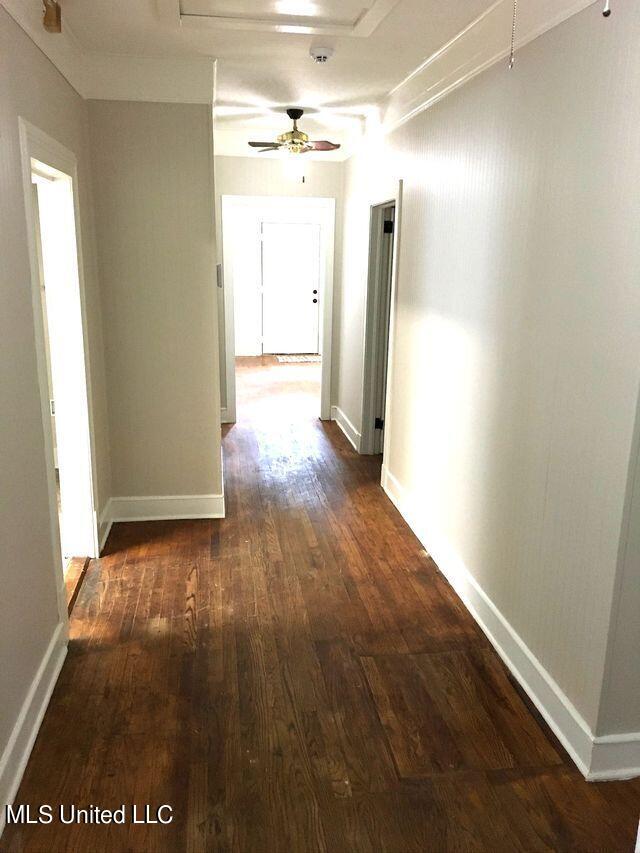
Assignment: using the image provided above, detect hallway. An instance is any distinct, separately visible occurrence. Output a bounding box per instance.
[3,361,640,852]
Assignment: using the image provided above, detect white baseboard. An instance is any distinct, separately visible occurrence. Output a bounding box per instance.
[331,405,362,452]
[0,621,67,837]
[98,499,113,552]
[381,464,640,782]
[589,732,640,781]
[109,493,226,523]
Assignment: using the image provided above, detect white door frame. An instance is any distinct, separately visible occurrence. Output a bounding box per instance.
[221,195,336,422]
[18,118,100,619]
[360,181,403,457]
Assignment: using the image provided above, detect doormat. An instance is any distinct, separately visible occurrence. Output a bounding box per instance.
[276,355,322,363]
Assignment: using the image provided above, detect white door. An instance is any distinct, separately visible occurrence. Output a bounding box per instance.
[261,222,320,354]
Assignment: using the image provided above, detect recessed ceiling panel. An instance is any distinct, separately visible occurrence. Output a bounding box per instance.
[178,0,401,36]
[181,0,367,26]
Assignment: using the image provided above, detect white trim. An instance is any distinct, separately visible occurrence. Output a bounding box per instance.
[331,406,361,453]
[379,183,403,466]
[98,499,113,552]
[381,463,640,781]
[0,621,67,837]
[382,0,598,132]
[589,732,640,781]
[1,0,216,105]
[110,494,226,522]
[174,0,399,37]
[220,209,236,423]
[360,187,402,455]
[18,119,99,624]
[3,0,596,117]
[221,195,336,422]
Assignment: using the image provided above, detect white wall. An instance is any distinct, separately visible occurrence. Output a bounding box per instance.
[89,100,223,501]
[214,156,344,406]
[336,3,640,764]
[0,5,111,815]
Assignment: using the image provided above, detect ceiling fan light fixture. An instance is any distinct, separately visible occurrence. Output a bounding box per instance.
[248,108,340,156]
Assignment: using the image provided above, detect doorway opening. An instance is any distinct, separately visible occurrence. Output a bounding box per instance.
[20,120,99,595]
[361,200,397,456]
[221,196,335,426]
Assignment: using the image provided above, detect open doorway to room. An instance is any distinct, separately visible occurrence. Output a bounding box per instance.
[221,196,335,426]
[360,199,398,456]
[20,120,99,595]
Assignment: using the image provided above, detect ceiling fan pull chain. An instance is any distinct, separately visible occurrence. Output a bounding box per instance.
[507,0,608,68]
[508,0,518,69]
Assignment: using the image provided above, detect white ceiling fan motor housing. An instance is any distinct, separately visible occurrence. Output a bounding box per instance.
[310,46,334,64]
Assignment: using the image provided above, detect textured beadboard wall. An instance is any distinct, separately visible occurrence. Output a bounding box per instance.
[337,3,640,732]
[0,4,111,776]
[214,156,345,408]
[88,100,222,498]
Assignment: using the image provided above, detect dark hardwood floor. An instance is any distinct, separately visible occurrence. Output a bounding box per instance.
[3,358,639,852]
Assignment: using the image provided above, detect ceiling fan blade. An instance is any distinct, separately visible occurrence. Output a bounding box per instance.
[308,140,341,151]
[248,141,280,148]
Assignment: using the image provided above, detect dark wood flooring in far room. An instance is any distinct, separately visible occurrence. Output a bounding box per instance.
[3,358,639,852]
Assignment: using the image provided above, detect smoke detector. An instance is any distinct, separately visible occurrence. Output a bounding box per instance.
[310,46,334,64]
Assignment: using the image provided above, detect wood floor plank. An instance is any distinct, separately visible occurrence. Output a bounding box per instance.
[361,648,563,777]
[3,356,639,853]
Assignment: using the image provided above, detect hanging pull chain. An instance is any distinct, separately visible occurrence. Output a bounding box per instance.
[508,0,518,69]
[508,0,608,69]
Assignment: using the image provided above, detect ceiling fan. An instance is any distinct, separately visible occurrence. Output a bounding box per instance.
[248,109,340,155]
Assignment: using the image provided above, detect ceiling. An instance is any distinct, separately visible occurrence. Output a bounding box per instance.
[5,0,594,158]
[54,0,491,155]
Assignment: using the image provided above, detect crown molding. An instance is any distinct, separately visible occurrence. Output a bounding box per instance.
[1,0,89,96]
[2,0,599,113]
[382,0,598,132]
[1,0,216,103]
